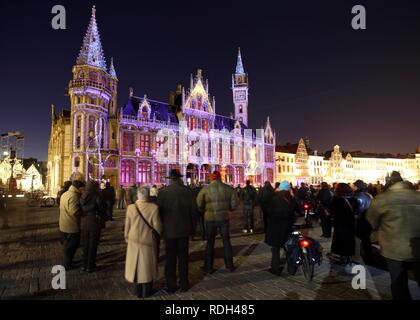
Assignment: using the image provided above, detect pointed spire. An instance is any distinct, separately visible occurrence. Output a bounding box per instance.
[235,47,245,74]
[76,6,107,71]
[109,57,117,79]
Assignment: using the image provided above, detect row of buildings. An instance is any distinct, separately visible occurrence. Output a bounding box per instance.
[46,7,420,195]
[276,139,420,185]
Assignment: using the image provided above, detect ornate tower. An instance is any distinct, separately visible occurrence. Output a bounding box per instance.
[232,48,249,127]
[68,6,118,181]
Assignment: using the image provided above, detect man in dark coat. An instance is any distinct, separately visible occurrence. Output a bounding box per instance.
[80,180,107,273]
[265,181,297,275]
[317,182,333,238]
[257,181,275,233]
[157,170,194,293]
[101,182,116,221]
[241,180,257,233]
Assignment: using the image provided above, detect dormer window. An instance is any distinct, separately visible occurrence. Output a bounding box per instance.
[142,106,149,119]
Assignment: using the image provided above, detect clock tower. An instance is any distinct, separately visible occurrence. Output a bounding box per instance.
[232,48,249,127]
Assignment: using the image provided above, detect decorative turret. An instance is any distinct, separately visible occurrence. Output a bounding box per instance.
[109,58,117,79]
[232,48,249,127]
[236,47,245,74]
[76,6,107,71]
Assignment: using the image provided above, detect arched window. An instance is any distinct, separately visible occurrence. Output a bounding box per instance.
[142,106,149,119]
[121,159,135,185]
[139,161,151,184]
[239,105,243,114]
[154,163,166,185]
[122,132,135,152]
[139,134,150,153]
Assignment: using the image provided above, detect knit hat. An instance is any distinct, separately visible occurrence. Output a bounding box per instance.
[278,180,290,191]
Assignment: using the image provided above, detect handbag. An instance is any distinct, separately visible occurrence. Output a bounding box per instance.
[134,204,161,249]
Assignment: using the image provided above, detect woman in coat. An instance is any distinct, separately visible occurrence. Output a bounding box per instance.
[329,183,359,265]
[80,180,107,273]
[125,187,162,298]
[265,181,298,275]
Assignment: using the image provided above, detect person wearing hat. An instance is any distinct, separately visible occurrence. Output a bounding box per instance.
[196,171,238,273]
[265,181,298,275]
[157,169,194,293]
[352,179,373,264]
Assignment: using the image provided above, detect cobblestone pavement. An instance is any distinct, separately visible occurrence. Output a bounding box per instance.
[1,198,419,300]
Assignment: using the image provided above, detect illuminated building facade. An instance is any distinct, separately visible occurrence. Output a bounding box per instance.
[276,140,420,185]
[47,7,276,195]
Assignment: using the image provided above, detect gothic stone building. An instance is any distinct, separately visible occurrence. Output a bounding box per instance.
[47,7,276,195]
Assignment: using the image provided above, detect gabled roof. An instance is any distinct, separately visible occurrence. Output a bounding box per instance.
[214,114,248,132]
[121,96,179,124]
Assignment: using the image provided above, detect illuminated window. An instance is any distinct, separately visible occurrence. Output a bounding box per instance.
[123,132,135,152]
[139,161,151,184]
[121,159,135,185]
[139,134,150,153]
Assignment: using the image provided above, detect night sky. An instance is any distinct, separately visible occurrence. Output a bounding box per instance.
[1,0,420,160]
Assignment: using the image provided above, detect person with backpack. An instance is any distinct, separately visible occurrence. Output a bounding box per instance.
[265,181,298,275]
[241,180,257,234]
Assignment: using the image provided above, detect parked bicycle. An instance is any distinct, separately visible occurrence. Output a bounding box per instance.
[285,229,322,282]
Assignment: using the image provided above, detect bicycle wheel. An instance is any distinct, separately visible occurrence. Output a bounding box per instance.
[27,199,38,207]
[301,251,315,282]
[43,197,55,207]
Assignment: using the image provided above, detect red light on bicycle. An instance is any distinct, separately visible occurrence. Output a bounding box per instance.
[304,204,309,209]
[299,239,310,248]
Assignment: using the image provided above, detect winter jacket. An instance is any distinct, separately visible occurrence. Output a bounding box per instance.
[59,186,82,234]
[157,179,194,239]
[241,185,257,205]
[257,184,275,207]
[367,182,420,261]
[196,180,238,222]
[265,191,298,247]
[80,191,107,231]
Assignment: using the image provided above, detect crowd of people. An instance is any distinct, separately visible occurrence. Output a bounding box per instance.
[57,170,420,300]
